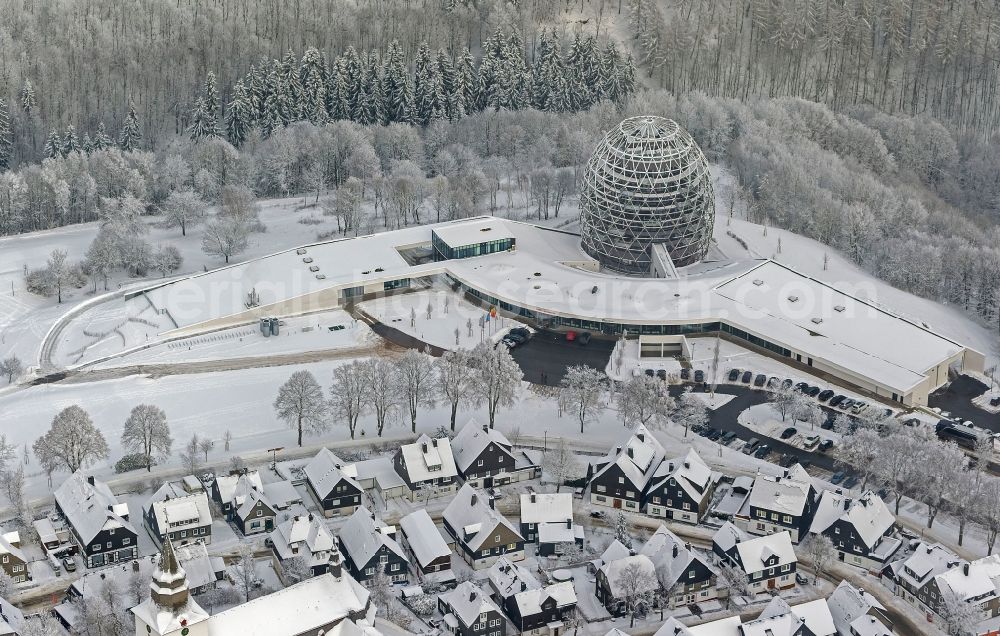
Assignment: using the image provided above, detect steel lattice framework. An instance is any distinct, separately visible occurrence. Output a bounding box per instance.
[580,116,715,274]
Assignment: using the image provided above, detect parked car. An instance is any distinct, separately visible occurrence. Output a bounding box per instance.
[565,331,577,342]
[766,376,780,389]
[828,394,846,407]
[728,368,740,382]
[656,369,667,380]
[644,369,655,377]
[818,439,834,452]
[778,454,796,467]
[818,389,834,402]
[63,557,77,572]
[903,418,920,427]
[805,386,821,397]
[992,397,1000,407]
[708,429,723,441]
[577,332,592,345]
[781,379,794,390]
[803,434,820,449]
[842,475,859,489]
[721,431,737,444]
[795,382,809,392]
[502,333,527,348]
[839,398,855,410]
[780,427,798,439]
[796,573,810,585]
[754,444,771,459]
[753,374,767,387]
[680,368,690,380]
[691,424,707,435]
[820,418,835,430]
[510,327,531,340]
[589,510,607,519]
[741,370,753,383]
[694,370,705,383]
[742,437,760,454]
[851,401,868,414]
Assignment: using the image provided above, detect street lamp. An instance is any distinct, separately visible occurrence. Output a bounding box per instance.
[267,446,284,469]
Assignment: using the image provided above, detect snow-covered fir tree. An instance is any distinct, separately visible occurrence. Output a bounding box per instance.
[0,98,11,170]
[225,79,254,147]
[19,79,35,118]
[412,42,438,126]
[299,47,328,125]
[43,128,60,159]
[455,48,479,116]
[81,132,93,154]
[327,58,350,121]
[62,125,80,155]
[381,40,411,124]
[119,102,141,151]
[93,121,112,150]
[189,72,222,140]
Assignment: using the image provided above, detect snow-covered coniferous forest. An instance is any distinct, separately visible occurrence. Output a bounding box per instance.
[1,2,1000,636]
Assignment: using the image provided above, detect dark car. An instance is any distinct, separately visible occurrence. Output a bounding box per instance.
[578,332,592,345]
[779,454,796,467]
[903,418,920,427]
[754,444,771,459]
[754,374,767,387]
[741,370,753,383]
[728,368,740,382]
[820,419,834,430]
[694,370,705,383]
[781,379,794,390]
[780,427,798,439]
[656,369,667,381]
[721,431,737,444]
[691,424,706,434]
[830,471,845,484]
[992,397,1000,407]
[805,386,821,397]
[502,333,527,348]
[795,382,809,392]
[767,376,780,389]
[828,394,845,407]
[839,398,855,410]
[842,475,859,489]
[818,389,834,401]
[819,439,834,452]
[697,427,712,437]
[644,369,655,377]
[680,368,690,380]
[742,438,760,454]
[589,510,607,519]
[510,327,531,340]
[708,429,723,441]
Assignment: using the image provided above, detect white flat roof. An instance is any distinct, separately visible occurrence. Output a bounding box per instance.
[139,218,973,394]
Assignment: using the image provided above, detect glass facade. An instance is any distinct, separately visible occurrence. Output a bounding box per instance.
[432,231,515,261]
[383,278,410,291]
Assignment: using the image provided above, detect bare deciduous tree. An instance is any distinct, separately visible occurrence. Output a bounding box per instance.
[558,365,604,433]
[542,439,581,492]
[435,348,474,431]
[395,349,435,433]
[330,361,367,439]
[120,404,172,471]
[274,370,328,446]
[33,405,109,474]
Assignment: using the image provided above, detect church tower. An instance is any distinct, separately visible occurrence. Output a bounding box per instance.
[132,538,210,636]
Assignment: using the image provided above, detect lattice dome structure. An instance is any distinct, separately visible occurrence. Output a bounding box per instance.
[580,116,715,274]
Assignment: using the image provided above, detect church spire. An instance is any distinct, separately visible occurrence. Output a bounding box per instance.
[150,537,190,610]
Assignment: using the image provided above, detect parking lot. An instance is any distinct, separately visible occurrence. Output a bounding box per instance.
[508,330,615,385]
[929,374,1000,432]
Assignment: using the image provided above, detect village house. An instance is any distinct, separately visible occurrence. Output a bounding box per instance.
[518,493,583,557]
[808,489,899,571]
[881,541,963,615]
[443,484,524,570]
[0,531,29,584]
[438,581,506,636]
[269,513,338,577]
[594,553,659,616]
[451,421,538,488]
[143,477,213,546]
[54,471,138,569]
[398,509,454,587]
[713,523,798,592]
[827,580,895,636]
[735,465,818,543]
[304,448,365,517]
[587,424,665,513]
[639,526,716,608]
[338,506,410,584]
[487,557,577,636]
[393,434,459,501]
[643,448,719,524]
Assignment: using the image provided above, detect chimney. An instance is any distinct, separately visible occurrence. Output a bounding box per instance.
[964,563,970,576]
[422,442,428,453]
[469,590,477,603]
[482,424,489,433]
[308,513,314,522]
[329,546,343,581]
[775,476,781,483]
[683,461,690,469]
[530,493,536,503]
[471,493,478,507]
[566,519,572,529]
[432,439,438,447]
[627,447,634,459]
[636,432,644,442]
[87,476,95,486]
[489,496,495,510]
[521,582,527,591]
[672,545,678,558]
[132,560,140,573]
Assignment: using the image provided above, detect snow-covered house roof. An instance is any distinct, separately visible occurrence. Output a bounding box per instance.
[809,490,894,549]
[236,488,273,521]
[339,506,407,569]
[54,471,134,544]
[398,509,450,569]
[639,525,712,588]
[144,480,212,534]
[732,531,796,575]
[214,471,263,508]
[397,435,458,485]
[443,484,521,551]
[592,424,666,491]
[512,581,577,618]
[262,479,302,510]
[712,521,746,555]
[888,542,961,590]
[451,421,512,473]
[488,556,540,600]
[653,618,694,636]
[649,448,716,501]
[0,531,26,565]
[270,514,336,567]
[305,448,363,498]
[739,597,835,636]
[747,470,813,516]
[591,539,633,572]
[0,596,23,636]
[519,492,573,524]
[935,554,1000,604]
[440,582,501,628]
[598,554,658,599]
[204,571,371,636]
[827,581,893,636]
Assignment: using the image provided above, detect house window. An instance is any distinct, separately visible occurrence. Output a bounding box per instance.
[596,496,606,502]
[834,527,840,534]
[757,510,766,518]
[478,460,484,466]
[688,571,695,579]
[123,538,130,545]
[781,564,790,572]
[1,556,6,564]
[618,477,625,484]
[257,510,263,517]
[652,496,661,505]
[106,542,112,548]
[682,503,690,511]
[495,535,500,542]
[391,563,400,571]
[770,513,778,521]
[508,543,516,550]
[782,515,792,523]
[625,491,635,498]
[596,485,606,493]
[366,567,375,575]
